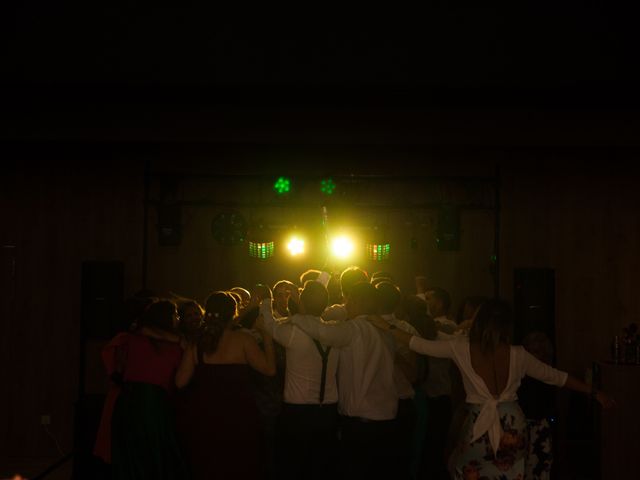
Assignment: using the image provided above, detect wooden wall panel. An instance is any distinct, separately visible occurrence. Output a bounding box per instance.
[500,161,640,377]
[1,161,145,458]
[4,149,640,475]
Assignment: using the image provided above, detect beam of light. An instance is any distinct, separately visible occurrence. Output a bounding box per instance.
[331,235,354,259]
[287,236,305,256]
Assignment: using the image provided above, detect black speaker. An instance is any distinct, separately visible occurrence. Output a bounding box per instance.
[157,204,182,246]
[81,261,124,340]
[436,205,460,251]
[514,268,557,427]
[75,262,123,479]
[513,268,555,349]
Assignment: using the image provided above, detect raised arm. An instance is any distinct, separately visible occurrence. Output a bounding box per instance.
[292,314,355,347]
[259,299,296,347]
[243,329,276,376]
[175,344,196,388]
[523,350,615,409]
[367,315,453,358]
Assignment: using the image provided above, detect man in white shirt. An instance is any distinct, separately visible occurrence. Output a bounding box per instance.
[261,281,339,480]
[320,266,369,322]
[291,281,397,478]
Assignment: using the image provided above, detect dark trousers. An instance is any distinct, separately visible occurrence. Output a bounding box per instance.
[394,398,417,480]
[275,403,339,480]
[420,395,453,480]
[339,414,397,480]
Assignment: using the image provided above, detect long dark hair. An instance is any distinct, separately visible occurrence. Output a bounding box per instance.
[139,300,177,333]
[200,291,237,353]
[469,299,513,353]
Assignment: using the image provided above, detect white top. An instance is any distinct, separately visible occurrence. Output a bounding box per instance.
[381,314,419,399]
[260,300,339,405]
[408,336,568,455]
[322,303,349,322]
[293,314,398,420]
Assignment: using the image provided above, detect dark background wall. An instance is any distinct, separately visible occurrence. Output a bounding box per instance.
[4,4,640,477]
[4,124,640,465]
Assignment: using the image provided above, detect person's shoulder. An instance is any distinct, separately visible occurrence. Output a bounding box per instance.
[233,328,259,343]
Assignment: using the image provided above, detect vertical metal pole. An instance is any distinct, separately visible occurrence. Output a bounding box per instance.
[494,164,501,298]
[142,159,150,289]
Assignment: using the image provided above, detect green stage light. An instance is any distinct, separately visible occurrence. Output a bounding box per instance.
[366,243,390,261]
[320,178,336,195]
[273,177,291,195]
[249,241,274,259]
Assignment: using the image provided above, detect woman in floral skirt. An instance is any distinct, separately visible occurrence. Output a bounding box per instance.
[369,299,615,480]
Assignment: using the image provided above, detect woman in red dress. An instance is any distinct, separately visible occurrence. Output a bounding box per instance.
[175,291,276,480]
[95,299,189,479]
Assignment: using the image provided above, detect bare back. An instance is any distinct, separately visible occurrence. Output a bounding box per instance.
[469,343,511,397]
[200,329,250,365]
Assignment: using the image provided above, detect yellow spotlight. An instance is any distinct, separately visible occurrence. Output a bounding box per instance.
[331,235,354,259]
[287,236,305,256]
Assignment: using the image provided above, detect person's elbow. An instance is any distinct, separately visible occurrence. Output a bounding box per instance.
[175,374,190,389]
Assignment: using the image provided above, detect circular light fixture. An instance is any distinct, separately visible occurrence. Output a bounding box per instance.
[287,236,305,256]
[211,211,247,246]
[273,176,291,195]
[320,178,336,195]
[331,235,354,259]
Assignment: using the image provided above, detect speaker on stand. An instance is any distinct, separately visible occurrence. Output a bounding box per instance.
[73,261,124,480]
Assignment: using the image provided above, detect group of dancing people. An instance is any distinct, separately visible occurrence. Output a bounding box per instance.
[93,267,615,480]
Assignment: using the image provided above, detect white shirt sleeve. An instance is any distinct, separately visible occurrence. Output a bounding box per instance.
[259,299,295,347]
[322,304,349,322]
[408,336,454,359]
[291,315,355,347]
[522,349,568,387]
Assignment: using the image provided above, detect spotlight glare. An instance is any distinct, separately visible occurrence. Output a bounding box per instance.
[331,235,354,259]
[287,236,305,256]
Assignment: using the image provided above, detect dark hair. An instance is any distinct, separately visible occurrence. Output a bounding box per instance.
[227,290,242,307]
[139,300,177,333]
[122,295,156,332]
[403,295,437,340]
[371,271,393,281]
[523,331,553,364]
[455,296,486,324]
[427,287,451,314]
[300,280,329,316]
[252,283,272,300]
[469,299,513,353]
[229,287,250,301]
[299,269,321,286]
[273,279,296,293]
[348,282,378,315]
[327,274,342,305]
[375,281,402,314]
[200,291,237,353]
[340,266,369,298]
[178,300,204,340]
